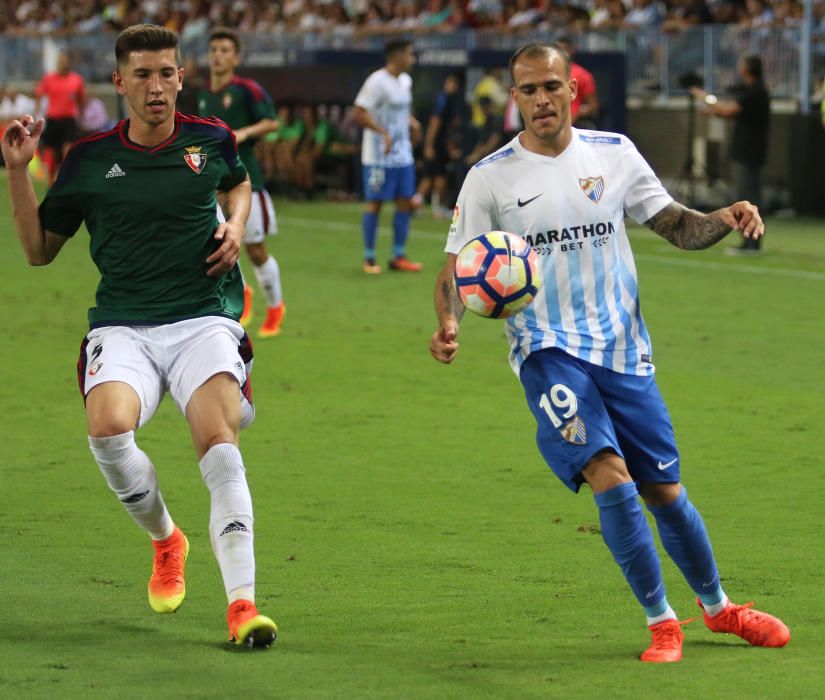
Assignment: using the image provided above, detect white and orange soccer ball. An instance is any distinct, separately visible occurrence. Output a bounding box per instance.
[453,231,541,318]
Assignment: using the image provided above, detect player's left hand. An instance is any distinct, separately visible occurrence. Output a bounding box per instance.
[206,220,243,276]
[723,200,764,240]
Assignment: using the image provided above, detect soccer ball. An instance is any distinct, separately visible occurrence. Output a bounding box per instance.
[453,231,541,318]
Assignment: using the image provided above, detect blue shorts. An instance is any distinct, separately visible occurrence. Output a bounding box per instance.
[363,164,416,201]
[519,348,680,493]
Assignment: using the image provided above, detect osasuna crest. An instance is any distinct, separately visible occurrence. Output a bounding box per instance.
[560,415,587,445]
[184,146,207,174]
[222,92,233,110]
[578,176,604,203]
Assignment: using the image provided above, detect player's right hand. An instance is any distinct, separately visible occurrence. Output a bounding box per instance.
[0,115,44,170]
[429,321,459,364]
[381,130,393,155]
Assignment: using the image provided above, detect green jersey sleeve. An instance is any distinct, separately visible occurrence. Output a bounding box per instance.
[38,146,86,237]
[217,124,249,192]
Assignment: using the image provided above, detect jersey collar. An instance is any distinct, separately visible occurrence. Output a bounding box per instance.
[117,114,181,153]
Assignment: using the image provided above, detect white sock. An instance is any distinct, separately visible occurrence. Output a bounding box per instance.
[646,605,678,627]
[702,594,730,618]
[199,443,255,603]
[89,431,174,541]
[253,255,283,308]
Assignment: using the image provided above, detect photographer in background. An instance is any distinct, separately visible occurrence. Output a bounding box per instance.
[692,54,770,255]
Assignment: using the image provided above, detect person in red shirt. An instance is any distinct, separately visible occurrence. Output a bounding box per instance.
[558,36,599,129]
[35,52,85,183]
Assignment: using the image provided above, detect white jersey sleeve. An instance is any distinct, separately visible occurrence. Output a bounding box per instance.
[354,71,384,113]
[621,139,673,224]
[445,166,498,254]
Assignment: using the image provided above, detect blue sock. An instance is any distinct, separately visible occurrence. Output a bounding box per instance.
[363,212,379,261]
[595,482,668,611]
[392,211,411,258]
[648,487,723,606]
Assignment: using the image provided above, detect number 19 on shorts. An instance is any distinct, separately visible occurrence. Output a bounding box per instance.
[539,384,578,428]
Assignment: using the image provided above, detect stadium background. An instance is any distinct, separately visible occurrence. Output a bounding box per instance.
[3,0,825,212]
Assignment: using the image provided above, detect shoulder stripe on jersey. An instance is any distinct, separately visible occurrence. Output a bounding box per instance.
[177,112,233,133]
[62,123,119,163]
[74,124,119,147]
[178,112,240,166]
[578,134,621,144]
[231,76,270,103]
[475,147,514,168]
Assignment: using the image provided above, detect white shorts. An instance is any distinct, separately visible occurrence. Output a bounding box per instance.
[244,189,278,244]
[78,317,255,430]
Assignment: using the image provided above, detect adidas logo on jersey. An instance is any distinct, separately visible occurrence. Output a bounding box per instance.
[105,163,126,179]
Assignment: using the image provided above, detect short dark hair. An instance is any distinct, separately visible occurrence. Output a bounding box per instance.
[508,42,570,84]
[115,24,180,67]
[385,40,412,60]
[743,54,763,81]
[209,26,241,53]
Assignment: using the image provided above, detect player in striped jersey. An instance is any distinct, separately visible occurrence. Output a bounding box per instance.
[430,42,789,662]
[353,40,423,274]
[2,24,276,648]
[199,27,285,337]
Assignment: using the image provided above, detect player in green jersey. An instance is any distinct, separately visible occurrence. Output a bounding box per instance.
[198,27,285,337]
[1,24,277,649]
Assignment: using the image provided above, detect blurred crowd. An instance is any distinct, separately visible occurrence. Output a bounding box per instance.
[0,0,820,38]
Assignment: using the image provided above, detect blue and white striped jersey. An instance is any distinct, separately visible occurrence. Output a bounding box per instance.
[446,129,673,376]
[354,68,414,168]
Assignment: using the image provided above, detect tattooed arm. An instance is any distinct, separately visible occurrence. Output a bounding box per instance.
[644,200,764,250]
[430,253,465,364]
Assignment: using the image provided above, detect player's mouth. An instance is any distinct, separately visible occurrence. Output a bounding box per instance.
[147,100,166,114]
[533,111,555,124]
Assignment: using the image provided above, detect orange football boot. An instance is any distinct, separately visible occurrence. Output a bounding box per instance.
[227,599,278,648]
[363,259,382,274]
[259,303,285,338]
[388,256,423,272]
[148,526,189,613]
[239,286,253,328]
[698,599,790,647]
[640,619,688,663]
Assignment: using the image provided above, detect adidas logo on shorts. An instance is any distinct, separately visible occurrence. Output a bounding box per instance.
[106,163,126,178]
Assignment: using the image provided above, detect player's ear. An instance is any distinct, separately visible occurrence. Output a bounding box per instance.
[112,70,126,95]
[569,77,578,102]
[178,67,184,92]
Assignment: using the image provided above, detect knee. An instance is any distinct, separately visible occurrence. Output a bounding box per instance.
[582,450,633,494]
[246,243,267,266]
[638,482,682,507]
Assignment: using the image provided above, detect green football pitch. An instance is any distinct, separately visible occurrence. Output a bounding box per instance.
[1,184,823,699]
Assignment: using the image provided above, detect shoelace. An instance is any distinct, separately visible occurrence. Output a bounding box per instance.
[652,618,695,647]
[154,549,184,586]
[718,602,762,637]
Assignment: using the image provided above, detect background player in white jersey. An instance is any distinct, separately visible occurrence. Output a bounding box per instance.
[353,40,423,274]
[430,42,789,663]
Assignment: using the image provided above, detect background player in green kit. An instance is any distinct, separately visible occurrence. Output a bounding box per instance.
[1,24,277,649]
[198,27,285,337]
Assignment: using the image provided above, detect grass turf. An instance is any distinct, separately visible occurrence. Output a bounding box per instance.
[0,187,823,698]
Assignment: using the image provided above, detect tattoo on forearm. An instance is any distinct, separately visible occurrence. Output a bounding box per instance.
[440,279,465,319]
[644,202,731,250]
